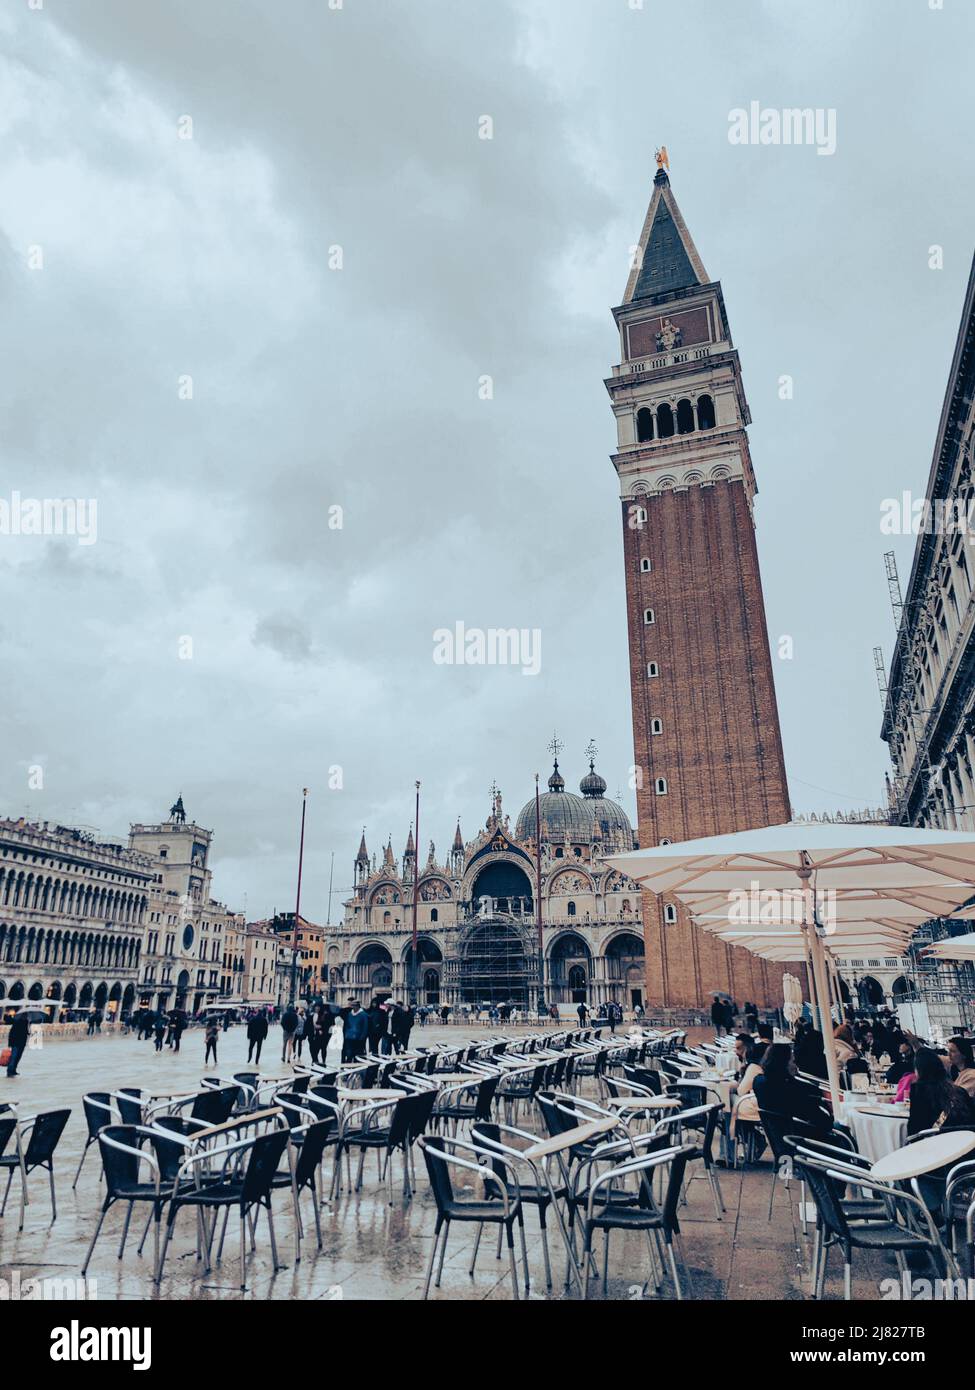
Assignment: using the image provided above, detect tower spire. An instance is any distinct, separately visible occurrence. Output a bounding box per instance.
[622,154,709,304]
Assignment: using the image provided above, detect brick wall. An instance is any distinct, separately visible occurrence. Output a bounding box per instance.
[622,478,792,1008]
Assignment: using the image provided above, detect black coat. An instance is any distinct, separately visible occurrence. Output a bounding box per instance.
[247,1015,269,1041]
[7,1014,30,1048]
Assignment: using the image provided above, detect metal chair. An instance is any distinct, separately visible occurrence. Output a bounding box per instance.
[156,1126,292,1289]
[795,1153,958,1299]
[576,1144,691,1299]
[73,1092,113,1189]
[0,1107,70,1231]
[417,1133,523,1299]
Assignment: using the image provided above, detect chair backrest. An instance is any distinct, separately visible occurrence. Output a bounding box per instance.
[82,1092,113,1139]
[386,1098,415,1149]
[360,1065,379,1089]
[794,1157,850,1243]
[190,1087,237,1126]
[407,1089,438,1141]
[474,1075,500,1120]
[25,1109,71,1167]
[420,1134,454,1213]
[623,1065,662,1095]
[241,1128,291,1204]
[290,1074,311,1096]
[0,1114,19,1162]
[294,1119,335,1187]
[97,1124,144,1194]
[149,1116,209,1182]
[659,1150,691,1233]
[116,1090,145,1126]
[536,1090,573,1139]
[310,1083,339,1107]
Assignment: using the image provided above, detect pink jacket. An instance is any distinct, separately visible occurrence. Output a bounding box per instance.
[895,1071,916,1104]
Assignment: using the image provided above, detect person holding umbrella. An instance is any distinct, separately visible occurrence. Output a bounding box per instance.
[5,1009,32,1077]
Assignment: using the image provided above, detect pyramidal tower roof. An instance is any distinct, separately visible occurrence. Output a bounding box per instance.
[622,165,709,304]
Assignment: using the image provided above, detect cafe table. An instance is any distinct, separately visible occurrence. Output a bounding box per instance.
[518,1117,619,1289]
[838,1097,910,1165]
[870,1129,975,1183]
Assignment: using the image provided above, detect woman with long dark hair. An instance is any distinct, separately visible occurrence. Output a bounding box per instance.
[907,1047,975,1136]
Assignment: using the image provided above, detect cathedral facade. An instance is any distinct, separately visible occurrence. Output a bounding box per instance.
[329,750,647,1012]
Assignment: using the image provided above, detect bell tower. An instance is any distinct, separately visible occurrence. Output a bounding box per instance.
[607,155,791,1009]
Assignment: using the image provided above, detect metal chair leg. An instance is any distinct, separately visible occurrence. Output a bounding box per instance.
[667,1241,684,1299]
[48,1165,57,1223]
[435,1218,450,1288]
[469,1221,483,1275]
[506,1222,520,1301]
[73,1141,90,1191]
[423,1218,444,1299]
[81,1202,110,1277]
[118,1200,134,1258]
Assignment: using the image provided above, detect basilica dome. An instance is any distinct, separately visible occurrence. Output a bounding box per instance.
[514,761,594,844]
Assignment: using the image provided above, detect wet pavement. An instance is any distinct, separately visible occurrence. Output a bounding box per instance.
[0,1024,907,1301]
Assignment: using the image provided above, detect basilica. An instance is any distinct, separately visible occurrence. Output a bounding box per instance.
[329,749,647,1012]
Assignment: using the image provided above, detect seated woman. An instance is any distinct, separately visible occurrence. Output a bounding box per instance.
[793,1021,828,1080]
[753,1042,832,1138]
[886,1038,916,1086]
[832,1023,860,1067]
[732,1038,767,1124]
[946,1036,975,1098]
[907,1047,975,1136]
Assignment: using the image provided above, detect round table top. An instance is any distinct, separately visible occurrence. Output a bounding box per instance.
[337,1088,403,1103]
[605,1095,680,1110]
[870,1129,975,1182]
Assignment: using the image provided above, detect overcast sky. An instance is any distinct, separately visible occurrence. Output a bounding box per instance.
[2,0,973,921]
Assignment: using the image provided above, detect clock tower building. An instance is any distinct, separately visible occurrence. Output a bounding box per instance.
[606,162,791,1008]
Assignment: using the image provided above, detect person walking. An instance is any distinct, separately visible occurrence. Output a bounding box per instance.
[315,1005,334,1066]
[172,1009,186,1054]
[153,1012,167,1053]
[394,1002,415,1054]
[280,1004,300,1063]
[380,1000,399,1055]
[306,1008,322,1066]
[246,1010,268,1064]
[576,1000,589,1027]
[5,1010,31,1077]
[293,1008,306,1061]
[342,999,369,1063]
[204,1016,219,1066]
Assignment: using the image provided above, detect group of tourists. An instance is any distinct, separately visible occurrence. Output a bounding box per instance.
[339,998,416,1062]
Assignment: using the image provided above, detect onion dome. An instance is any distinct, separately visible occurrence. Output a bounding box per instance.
[515,758,594,844]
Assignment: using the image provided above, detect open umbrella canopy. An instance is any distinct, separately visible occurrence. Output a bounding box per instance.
[606,822,975,1102]
[925,931,975,962]
[607,822,975,903]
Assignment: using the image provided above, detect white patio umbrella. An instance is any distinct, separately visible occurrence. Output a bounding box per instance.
[606,823,975,1104]
[925,931,975,962]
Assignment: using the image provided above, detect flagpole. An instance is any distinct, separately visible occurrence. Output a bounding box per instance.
[410,781,420,1006]
[289,788,308,1008]
[535,773,545,1014]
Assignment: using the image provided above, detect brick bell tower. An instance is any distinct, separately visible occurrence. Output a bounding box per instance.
[607,156,791,1009]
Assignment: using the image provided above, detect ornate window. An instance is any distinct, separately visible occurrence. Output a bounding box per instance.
[697,394,716,430]
[676,398,695,434]
[654,777,668,795]
[656,403,675,438]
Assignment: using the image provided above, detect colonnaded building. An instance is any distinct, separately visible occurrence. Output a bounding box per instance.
[330,750,649,1012]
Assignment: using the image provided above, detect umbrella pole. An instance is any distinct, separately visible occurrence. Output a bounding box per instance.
[798,867,843,1107]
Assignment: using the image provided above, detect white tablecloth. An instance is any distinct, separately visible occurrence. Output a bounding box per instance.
[840,1100,909,1164]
